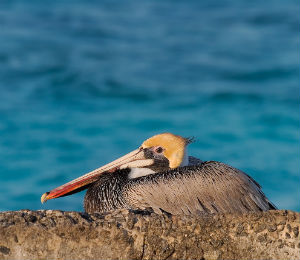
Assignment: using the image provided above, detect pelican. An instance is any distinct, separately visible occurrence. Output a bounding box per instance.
[41,133,276,215]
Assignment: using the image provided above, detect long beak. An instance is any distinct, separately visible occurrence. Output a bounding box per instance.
[41,148,154,203]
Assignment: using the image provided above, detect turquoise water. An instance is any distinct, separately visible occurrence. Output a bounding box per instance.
[0,1,299,212]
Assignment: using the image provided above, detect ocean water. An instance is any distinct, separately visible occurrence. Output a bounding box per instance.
[0,0,299,212]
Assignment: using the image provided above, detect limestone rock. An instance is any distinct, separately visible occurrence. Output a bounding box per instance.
[0,209,299,260]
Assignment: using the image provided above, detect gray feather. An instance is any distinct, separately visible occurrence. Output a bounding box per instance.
[123,161,276,215]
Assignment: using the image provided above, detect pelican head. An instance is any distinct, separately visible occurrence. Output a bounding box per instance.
[41,133,192,203]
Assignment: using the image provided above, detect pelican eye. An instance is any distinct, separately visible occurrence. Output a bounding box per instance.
[155,147,163,153]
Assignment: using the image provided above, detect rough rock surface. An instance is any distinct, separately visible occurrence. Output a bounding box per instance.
[0,209,299,260]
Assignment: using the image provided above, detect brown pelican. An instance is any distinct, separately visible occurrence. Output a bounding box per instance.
[41,133,276,215]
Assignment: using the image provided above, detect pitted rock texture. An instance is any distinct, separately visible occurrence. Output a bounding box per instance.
[0,209,299,260]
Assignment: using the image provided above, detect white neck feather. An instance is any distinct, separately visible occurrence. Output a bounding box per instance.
[180,147,189,167]
[128,168,155,179]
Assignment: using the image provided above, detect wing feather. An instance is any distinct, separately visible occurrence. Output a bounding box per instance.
[123,161,276,215]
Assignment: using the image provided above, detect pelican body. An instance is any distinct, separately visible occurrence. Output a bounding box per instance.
[41,133,276,215]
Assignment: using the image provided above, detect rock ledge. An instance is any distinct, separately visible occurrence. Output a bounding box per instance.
[0,209,299,260]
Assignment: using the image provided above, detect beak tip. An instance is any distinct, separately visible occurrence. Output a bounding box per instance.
[41,192,50,204]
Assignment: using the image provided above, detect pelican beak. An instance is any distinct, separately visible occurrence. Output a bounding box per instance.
[41,148,154,203]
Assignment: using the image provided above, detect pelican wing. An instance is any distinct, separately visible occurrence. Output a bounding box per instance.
[123,161,276,215]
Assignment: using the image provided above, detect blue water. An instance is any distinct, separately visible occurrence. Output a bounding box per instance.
[0,0,299,212]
